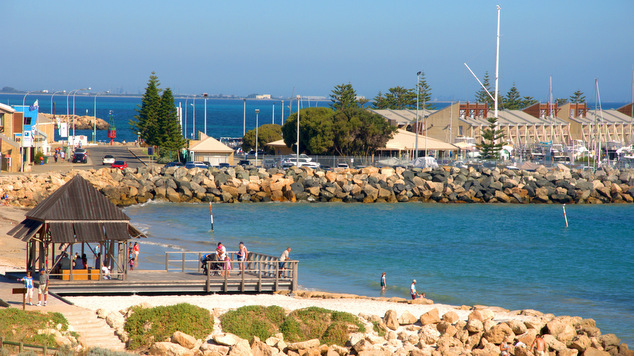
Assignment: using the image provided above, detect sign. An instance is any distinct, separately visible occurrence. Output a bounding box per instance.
[59,123,68,138]
[23,130,32,147]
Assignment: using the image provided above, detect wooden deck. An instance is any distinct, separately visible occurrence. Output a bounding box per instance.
[40,251,298,296]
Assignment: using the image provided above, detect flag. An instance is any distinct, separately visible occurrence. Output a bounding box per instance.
[29,100,39,112]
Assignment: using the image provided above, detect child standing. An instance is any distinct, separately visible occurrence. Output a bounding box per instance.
[18,271,34,305]
[129,248,135,270]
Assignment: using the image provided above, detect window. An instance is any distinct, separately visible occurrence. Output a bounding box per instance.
[458,126,463,136]
[24,117,32,125]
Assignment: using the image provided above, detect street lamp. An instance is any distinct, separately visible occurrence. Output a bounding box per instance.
[191,95,196,139]
[21,91,31,172]
[255,109,260,167]
[272,103,275,125]
[203,93,208,135]
[72,87,91,145]
[415,71,421,159]
[296,95,300,165]
[281,100,284,125]
[243,98,246,137]
[94,90,109,144]
[184,96,189,137]
[50,90,65,118]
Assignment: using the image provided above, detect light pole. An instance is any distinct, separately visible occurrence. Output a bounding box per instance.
[415,71,421,159]
[203,93,208,135]
[184,96,189,137]
[296,95,300,165]
[72,87,91,145]
[93,90,109,144]
[243,98,246,137]
[50,90,65,117]
[281,100,284,125]
[21,91,31,172]
[191,95,196,139]
[272,104,275,125]
[255,109,260,167]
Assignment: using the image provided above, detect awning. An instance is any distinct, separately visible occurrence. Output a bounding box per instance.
[7,219,43,242]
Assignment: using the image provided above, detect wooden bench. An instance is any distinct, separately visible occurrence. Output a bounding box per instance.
[61,269,100,281]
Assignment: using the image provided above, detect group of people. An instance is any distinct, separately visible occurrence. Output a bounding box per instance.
[209,241,249,277]
[379,273,425,300]
[17,269,48,306]
[52,147,65,163]
[128,242,140,270]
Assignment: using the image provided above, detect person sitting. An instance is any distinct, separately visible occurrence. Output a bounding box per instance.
[60,253,71,270]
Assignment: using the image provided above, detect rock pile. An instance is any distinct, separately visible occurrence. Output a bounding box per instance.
[98,300,633,356]
[39,113,109,130]
[2,164,634,208]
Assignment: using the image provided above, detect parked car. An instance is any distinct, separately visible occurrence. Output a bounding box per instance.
[184,161,208,169]
[238,159,251,166]
[217,162,231,168]
[102,154,115,165]
[336,163,349,169]
[111,160,128,169]
[72,149,88,163]
[164,161,184,168]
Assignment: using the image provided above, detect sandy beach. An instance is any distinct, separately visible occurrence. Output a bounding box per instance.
[0,205,29,274]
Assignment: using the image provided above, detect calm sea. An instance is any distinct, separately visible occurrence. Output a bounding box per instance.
[124,202,634,345]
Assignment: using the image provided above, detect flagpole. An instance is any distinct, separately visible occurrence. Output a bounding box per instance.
[209,202,214,231]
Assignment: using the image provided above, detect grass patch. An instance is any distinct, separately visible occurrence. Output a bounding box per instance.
[0,308,69,350]
[221,305,286,342]
[372,321,386,337]
[124,303,213,350]
[280,307,365,346]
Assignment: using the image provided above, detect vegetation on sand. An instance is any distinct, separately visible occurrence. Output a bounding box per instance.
[0,308,69,349]
[124,303,214,350]
[221,305,365,346]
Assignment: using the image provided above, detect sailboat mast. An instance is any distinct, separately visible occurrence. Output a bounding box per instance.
[494,5,501,120]
[549,76,553,142]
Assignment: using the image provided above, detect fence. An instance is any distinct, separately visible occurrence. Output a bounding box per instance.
[0,337,57,355]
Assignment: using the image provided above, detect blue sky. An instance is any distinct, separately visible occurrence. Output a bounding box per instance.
[1,1,633,101]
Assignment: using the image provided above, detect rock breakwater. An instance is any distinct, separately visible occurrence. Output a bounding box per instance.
[2,164,634,207]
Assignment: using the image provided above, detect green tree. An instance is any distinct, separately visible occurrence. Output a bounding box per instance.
[157,88,186,159]
[474,71,494,108]
[242,124,283,154]
[477,117,505,159]
[372,91,388,109]
[330,83,359,111]
[569,90,586,103]
[383,86,416,109]
[503,83,523,110]
[332,108,396,156]
[555,98,567,106]
[282,107,334,155]
[131,72,162,144]
[521,96,538,108]
[417,72,435,110]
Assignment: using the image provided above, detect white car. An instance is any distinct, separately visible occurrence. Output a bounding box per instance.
[102,155,115,165]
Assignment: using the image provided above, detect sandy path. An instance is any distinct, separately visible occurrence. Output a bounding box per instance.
[0,205,29,274]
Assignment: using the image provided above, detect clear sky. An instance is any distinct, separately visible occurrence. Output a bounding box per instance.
[2,1,633,102]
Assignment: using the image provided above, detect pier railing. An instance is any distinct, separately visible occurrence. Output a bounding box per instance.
[164,251,298,292]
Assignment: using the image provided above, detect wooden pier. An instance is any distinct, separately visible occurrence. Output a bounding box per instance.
[43,252,298,296]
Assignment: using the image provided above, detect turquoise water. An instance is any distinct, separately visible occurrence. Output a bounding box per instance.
[125,202,634,344]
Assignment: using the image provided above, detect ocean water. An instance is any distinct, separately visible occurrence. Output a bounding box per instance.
[124,202,634,344]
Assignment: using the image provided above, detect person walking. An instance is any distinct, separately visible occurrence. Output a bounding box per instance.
[410,279,425,299]
[236,242,248,275]
[17,271,34,305]
[37,268,49,306]
[279,247,291,277]
[380,272,387,292]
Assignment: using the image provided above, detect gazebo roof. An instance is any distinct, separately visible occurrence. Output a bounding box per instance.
[8,175,145,243]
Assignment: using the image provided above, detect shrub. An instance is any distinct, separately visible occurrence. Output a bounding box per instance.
[221,305,286,342]
[124,303,213,350]
[0,309,70,349]
[87,347,138,356]
[280,307,365,346]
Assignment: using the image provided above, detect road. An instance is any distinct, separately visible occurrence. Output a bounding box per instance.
[85,145,145,169]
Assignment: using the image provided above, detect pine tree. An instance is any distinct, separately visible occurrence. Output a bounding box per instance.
[131,72,161,145]
[569,90,586,103]
[477,117,505,160]
[417,72,435,110]
[330,83,359,111]
[474,71,494,108]
[158,88,186,158]
[503,83,522,110]
[373,91,387,109]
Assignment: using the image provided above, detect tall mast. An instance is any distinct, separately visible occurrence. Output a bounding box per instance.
[549,76,553,142]
[494,5,501,120]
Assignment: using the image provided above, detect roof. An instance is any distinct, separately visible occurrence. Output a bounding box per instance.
[266,139,287,147]
[459,109,568,127]
[0,103,15,113]
[378,129,458,152]
[0,133,20,149]
[368,109,436,126]
[189,135,234,153]
[8,175,145,242]
[583,109,633,125]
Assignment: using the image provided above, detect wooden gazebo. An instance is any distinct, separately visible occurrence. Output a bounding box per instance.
[8,175,146,280]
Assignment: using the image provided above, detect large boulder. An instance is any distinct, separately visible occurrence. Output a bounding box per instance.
[418,324,441,345]
[397,310,418,325]
[419,308,440,326]
[148,342,195,356]
[441,311,460,324]
[171,331,197,349]
[384,310,399,330]
[482,323,513,344]
[546,317,577,344]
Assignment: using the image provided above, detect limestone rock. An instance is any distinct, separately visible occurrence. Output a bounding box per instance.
[149,341,195,356]
[213,333,242,346]
[418,324,441,345]
[171,331,198,349]
[419,308,440,326]
[106,311,125,330]
[228,339,252,356]
[441,311,459,324]
[483,322,513,344]
[384,310,399,330]
[286,339,320,351]
[393,310,417,325]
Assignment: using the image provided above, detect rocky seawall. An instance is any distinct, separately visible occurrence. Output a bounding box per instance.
[1,164,634,208]
[96,292,633,355]
[39,113,109,130]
